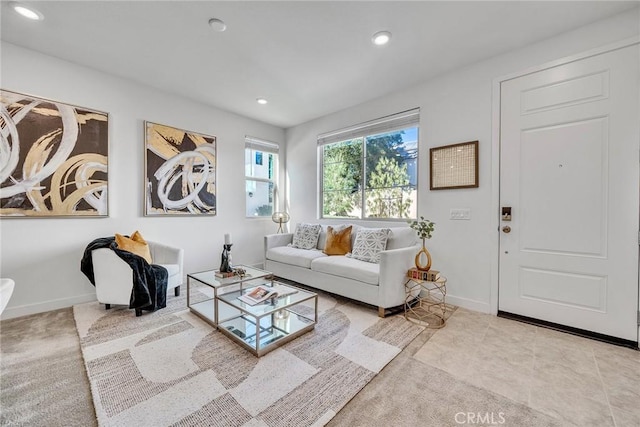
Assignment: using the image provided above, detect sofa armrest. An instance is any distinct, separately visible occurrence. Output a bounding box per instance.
[378,245,420,307]
[264,233,293,255]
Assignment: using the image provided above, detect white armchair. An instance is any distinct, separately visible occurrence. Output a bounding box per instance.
[92,240,184,314]
[0,278,15,316]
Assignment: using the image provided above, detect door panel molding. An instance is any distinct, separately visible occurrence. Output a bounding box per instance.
[519,267,607,312]
[521,70,610,115]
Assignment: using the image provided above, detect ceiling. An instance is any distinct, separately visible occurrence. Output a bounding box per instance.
[1,1,637,128]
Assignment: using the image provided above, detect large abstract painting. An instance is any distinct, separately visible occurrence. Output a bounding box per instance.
[145,121,216,216]
[0,90,109,217]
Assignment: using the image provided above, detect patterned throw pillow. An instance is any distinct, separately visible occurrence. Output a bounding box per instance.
[347,228,390,263]
[291,223,322,250]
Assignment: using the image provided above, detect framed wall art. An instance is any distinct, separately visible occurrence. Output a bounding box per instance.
[144,121,217,216]
[430,140,479,190]
[0,89,109,217]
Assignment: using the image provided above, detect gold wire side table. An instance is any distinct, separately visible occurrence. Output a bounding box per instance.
[404,275,447,328]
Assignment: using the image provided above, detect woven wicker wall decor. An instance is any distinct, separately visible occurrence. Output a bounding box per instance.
[430,140,478,190]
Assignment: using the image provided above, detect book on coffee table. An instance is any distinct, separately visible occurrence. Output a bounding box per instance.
[238,284,297,306]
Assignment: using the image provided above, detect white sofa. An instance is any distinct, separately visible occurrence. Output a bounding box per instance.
[264,225,418,317]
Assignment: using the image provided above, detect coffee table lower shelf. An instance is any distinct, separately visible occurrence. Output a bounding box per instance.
[218,309,315,356]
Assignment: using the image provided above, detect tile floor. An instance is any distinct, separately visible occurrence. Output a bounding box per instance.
[412,308,640,427]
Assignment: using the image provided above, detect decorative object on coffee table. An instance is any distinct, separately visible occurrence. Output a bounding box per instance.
[220,233,233,273]
[408,216,435,271]
[272,211,290,233]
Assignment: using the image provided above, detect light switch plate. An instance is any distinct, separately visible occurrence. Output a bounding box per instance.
[450,208,471,220]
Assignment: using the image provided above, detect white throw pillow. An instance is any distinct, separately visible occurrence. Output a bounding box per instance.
[347,228,390,263]
[291,223,322,250]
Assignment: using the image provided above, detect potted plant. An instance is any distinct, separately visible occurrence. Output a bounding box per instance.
[408,216,435,271]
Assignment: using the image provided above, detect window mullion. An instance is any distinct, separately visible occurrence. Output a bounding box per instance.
[361,136,366,219]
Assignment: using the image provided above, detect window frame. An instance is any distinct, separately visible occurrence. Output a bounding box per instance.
[318,109,420,221]
[245,136,279,219]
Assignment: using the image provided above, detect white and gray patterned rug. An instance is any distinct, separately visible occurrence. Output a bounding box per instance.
[73,287,423,427]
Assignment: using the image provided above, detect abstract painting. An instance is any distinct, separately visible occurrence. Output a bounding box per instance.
[145,121,216,216]
[0,90,109,217]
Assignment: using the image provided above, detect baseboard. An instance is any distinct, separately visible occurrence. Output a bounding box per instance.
[1,292,97,321]
[498,311,639,350]
[445,294,491,314]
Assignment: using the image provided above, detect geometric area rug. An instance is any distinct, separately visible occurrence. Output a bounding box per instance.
[73,289,423,427]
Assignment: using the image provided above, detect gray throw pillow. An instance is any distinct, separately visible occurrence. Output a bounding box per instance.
[291,223,322,250]
[347,228,390,263]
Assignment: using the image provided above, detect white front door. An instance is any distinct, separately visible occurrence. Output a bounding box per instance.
[499,44,640,342]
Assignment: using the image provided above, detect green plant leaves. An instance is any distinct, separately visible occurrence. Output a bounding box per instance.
[407,216,435,239]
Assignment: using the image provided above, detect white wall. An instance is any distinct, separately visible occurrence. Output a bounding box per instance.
[0,42,285,319]
[285,10,640,313]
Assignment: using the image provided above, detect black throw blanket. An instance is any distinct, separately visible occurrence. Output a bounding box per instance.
[80,237,168,314]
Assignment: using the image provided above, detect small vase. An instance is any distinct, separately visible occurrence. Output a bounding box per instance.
[415,239,432,271]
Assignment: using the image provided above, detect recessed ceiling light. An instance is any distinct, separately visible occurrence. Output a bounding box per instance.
[208,18,226,32]
[256,98,268,105]
[10,2,43,20]
[372,31,391,46]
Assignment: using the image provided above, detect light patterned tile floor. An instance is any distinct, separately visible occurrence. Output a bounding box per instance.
[413,308,640,427]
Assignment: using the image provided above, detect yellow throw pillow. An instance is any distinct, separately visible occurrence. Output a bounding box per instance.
[323,225,352,256]
[115,231,153,264]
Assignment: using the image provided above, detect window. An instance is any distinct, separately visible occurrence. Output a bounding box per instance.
[319,109,419,219]
[245,137,279,217]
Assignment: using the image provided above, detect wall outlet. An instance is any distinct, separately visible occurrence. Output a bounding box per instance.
[450,208,471,220]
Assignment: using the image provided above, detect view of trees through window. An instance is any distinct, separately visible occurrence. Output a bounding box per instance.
[321,127,418,219]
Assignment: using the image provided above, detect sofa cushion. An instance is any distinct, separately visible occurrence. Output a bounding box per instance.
[311,256,379,285]
[291,223,322,249]
[155,263,180,278]
[348,228,390,263]
[317,224,361,250]
[386,227,418,250]
[115,231,152,264]
[267,246,327,269]
[323,225,353,255]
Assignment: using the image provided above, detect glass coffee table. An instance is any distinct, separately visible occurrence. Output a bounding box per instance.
[187,266,318,356]
[187,265,273,326]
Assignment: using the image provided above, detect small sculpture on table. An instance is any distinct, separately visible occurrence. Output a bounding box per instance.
[220,233,233,273]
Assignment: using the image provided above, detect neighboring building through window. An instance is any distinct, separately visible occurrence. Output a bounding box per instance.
[245,137,279,217]
[318,109,419,219]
